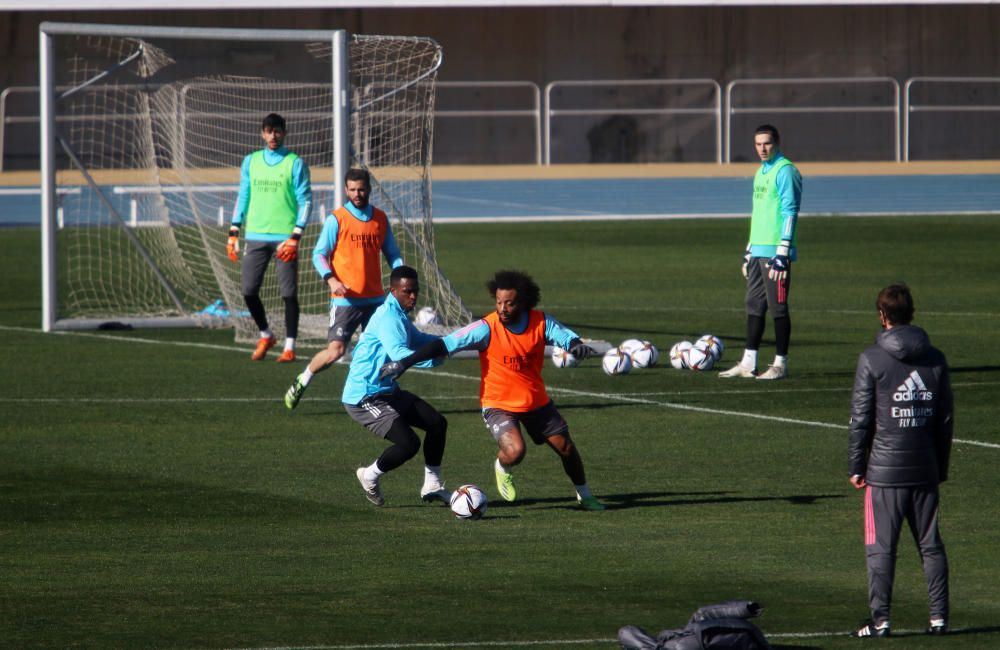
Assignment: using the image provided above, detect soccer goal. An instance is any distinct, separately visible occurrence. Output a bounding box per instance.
[39,22,471,341]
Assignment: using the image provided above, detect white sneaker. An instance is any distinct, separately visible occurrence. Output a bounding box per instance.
[719,363,756,378]
[356,467,384,506]
[420,481,452,504]
[756,364,787,380]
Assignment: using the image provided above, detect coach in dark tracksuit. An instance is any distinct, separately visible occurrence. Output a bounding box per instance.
[848,284,952,639]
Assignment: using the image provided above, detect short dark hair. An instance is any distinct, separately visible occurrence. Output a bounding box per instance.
[877,283,914,325]
[754,124,780,145]
[345,168,371,187]
[488,270,540,310]
[262,113,286,131]
[390,265,418,285]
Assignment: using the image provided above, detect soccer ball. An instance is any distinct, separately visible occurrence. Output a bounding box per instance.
[686,341,716,371]
[414,306,442,326]
[551,346,579,368]
[619,338,645,357]
[697,334,724,361]
[669,341,693,369]
[602,348,632,375]
[629,341,660,369]
[449,484,487,520]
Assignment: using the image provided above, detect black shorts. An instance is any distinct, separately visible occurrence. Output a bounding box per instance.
[328,303,379,343]
[344,390,418,438]
[481,401,568,444]
[241,239,298,298]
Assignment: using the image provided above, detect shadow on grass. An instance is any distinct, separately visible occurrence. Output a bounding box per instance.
[0,466,339,523]
[950,365,1000,374]
[889,625,1000,638]
[487,490,845,512]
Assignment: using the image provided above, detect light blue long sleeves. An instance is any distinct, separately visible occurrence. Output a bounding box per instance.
[231,146,312,241]
[341,293,443,405]
[748,153,802,260]
[441,311,580,355]
[311,202,404,307]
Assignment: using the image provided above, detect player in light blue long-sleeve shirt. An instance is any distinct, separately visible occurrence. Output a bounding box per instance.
[284,168,405,411]
[227,113,312,362]
[344,266,451,507]
[311,201,403,309]
[720,123,803,381]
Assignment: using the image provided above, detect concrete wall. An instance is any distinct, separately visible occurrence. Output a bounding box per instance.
[2,6,999,167]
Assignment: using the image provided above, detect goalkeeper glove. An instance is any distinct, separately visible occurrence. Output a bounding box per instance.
[378,360,406,382]
[741,245,752,279]
[568,340,596,359]
[226,227,240,262]
[767,241,791,282]
[276,234,300,262]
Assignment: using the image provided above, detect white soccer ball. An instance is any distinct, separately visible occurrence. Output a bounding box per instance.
[550,346,579,368]
[697,334,725,361]
[686,341,716,371]
[602,348,632,376]
[415,306,442,326]
[629,341,660,369]
[449,484,487,520]
[669,341,693,369]
[619,338,645,357]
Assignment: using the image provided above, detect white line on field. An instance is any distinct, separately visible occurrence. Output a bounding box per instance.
[421,369,1000,449]
[219,626,979,649]
[3,325,997,449]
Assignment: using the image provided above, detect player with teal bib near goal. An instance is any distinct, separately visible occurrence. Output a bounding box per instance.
[720,124,802,381]
[227,113,312,363]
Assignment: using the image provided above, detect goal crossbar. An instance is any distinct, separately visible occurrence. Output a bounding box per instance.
[39,22,468,341]
[39,22,350,332]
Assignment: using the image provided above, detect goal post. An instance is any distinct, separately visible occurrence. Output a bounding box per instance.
[39,22,471,340]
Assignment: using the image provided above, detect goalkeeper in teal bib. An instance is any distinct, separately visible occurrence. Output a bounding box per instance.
[227,113,312,362]
[719,124,802,381]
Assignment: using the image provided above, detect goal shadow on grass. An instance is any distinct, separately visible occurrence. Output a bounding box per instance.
[487,490,845,511]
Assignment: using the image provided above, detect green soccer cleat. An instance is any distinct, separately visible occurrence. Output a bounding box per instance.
[494,463,517,502]
[577,495,605,511]
[284,375,307,410]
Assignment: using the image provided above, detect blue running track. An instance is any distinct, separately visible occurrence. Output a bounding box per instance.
[2,174,999,226]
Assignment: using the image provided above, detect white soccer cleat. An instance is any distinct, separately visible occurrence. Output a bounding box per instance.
[420,481,452,504]
[756,364,787,380]
[718,363,756,378]
[356,467,385,506]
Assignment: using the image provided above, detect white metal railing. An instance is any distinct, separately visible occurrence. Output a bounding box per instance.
[725,77,900,162]
[903,76,1000,161]
[2,81,543,170]
[544,78,722,164]
[435,81,542,165]
[9,77,1000,169]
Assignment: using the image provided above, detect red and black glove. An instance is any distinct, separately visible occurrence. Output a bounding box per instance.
[226,226,240,262]
[276,233,301,262]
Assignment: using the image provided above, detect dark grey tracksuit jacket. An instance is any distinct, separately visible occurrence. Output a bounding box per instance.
[848,324,952,623]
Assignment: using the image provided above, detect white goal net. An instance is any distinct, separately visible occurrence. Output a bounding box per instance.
[40,23,471,341]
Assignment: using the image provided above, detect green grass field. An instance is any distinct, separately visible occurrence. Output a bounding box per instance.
[2,216,999,649]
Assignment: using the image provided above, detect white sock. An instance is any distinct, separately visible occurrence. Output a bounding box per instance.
[260,329,274,340]
[773,354,787,368]
[299,367,315,386]
[364,461,384,482]
[424,464,443,487]
[495,457,511,474]
[741,349,758,370]
[575,484,592,499]
[284,337,295,352]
